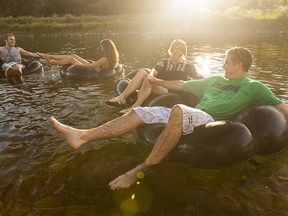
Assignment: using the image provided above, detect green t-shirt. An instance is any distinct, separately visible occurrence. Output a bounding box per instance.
[183,76,282,120]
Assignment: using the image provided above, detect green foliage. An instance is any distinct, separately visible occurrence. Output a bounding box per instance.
[1,0,286,18]
[0,11,286,35]
[0,0,287,35]
[0,0,158,17]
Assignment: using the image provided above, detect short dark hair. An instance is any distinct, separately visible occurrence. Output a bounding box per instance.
[4,33,15,40]
[226,47,253,72]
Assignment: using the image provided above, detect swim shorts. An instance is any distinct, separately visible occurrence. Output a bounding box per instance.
[1,62,25,71]
[133,105,214,135]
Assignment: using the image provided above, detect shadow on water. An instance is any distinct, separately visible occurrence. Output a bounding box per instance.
[0,34,288,215]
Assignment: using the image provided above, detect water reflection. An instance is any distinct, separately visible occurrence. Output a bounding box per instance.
[0,35,287,215]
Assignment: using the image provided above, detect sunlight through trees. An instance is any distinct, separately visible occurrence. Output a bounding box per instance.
[0,0,286,17]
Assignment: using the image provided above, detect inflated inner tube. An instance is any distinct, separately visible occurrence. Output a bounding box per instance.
[132,93,288,168]
[60,63,124,80]
[234,105,288,155]
[115,77,138,104]
[0,58,43,78]
[22,59,43,75]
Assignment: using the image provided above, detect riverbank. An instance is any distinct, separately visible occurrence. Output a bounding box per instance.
[0,10,287,36]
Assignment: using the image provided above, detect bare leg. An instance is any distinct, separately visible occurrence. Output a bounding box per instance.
[37,53,71,61]
[69,54,89,64]
[132,78,168,108]
[37,53,88,66]
[48,58,78,66]
[6,65,23,85]
[145,106,183,164]
[49,54,89,65]
[119,78,168,115]
[110,69,149,105]
[5,67,19,85]
[130,77,153,108]
[109,105,183,189]
[50,110,145,150]
[14,65,23,84]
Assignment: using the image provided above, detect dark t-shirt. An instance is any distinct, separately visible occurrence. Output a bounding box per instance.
[154,58,202,80]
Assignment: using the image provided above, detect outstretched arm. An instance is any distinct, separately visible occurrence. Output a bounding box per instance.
[18,47,39,58]
[148,76,185,92]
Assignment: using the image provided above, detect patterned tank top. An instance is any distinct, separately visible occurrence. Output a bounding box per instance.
[1,47,22,64]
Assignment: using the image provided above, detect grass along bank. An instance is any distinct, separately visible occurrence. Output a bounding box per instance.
[0,9,287,36]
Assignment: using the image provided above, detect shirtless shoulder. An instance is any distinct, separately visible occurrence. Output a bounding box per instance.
[16,47,23,53]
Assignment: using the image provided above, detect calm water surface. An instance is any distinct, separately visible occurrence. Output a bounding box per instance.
[0,34,288,215]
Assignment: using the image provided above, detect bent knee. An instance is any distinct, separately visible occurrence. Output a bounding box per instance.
[171,105,183,113]
[170,105,183,119]
[137,69,149,77]
[142,76,151,85]
[127,109,146,124]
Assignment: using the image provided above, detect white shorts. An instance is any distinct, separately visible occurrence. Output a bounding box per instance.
[1,62,24,71]
[133,105,214,135]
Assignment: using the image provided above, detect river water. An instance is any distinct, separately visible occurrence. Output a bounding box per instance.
[0,34,288,215]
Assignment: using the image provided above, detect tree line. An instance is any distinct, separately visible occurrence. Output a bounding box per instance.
[0,0,286,18]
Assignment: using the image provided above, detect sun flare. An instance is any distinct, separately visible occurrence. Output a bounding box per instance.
[165,0,215,19]
[168,0,214,11]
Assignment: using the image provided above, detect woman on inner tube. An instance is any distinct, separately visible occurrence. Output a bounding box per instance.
[106,39,204,115]
[37,39,119,72]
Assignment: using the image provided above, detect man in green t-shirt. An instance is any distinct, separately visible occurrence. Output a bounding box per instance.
[50,47,288,190]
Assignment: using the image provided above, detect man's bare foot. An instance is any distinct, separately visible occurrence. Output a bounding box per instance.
[109,163,147,190]
[13,68,24,84]
[6,68,23,85]
[50,116,86,150]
